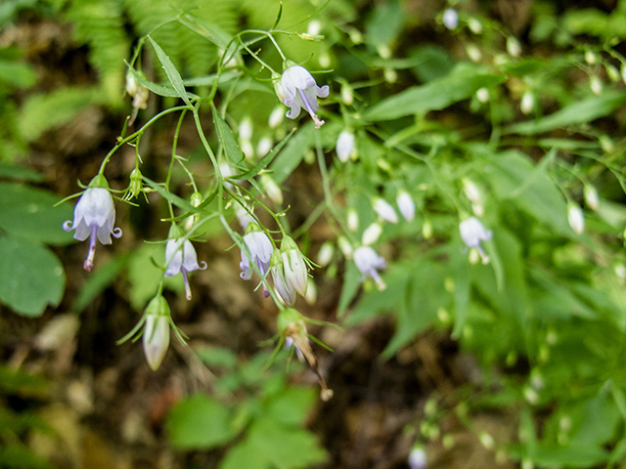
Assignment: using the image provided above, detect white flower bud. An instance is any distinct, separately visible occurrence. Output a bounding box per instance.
[304,278,317,305]
[506,37,521,57]
[307,20,322,36]
[384,68,397,84]
[408,447,427,469]
[606,64,620,82]
[256,136,273,157]
[396,191,415,222]
[240,139,254,160]
[584,185,599,211]
[341,84,354,106]
[338,236,353,259]
[377,44,391,59]
[466,44,482,62]
[373,198,399,224]
[239,117,253,140]
[422,219,433,239]
[476,87,489,103]
[462,179,481,204]
[362,222,383,246]
[317,242,334,267]
[347,208,359,232]
[336,131,356,163]
[567,203,585,234]
[521,91,534,115]
[584,50,596,65]
[260,174,283,205]
[319,52,331,68]
[468,18,482,34]
[443,8,459,30]
[590,76,602,95]
[269,106,285,128]
[349,28,363,44]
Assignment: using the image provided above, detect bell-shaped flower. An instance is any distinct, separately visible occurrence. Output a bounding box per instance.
[443,8,459,29]
[142,295,171,371]
[240,225,274,297]
[336,130,355,162]
[63,177,122,271]
[271,251,296,306]
[354,246,387,290]
[459,216,492,263]
[164,226,207,301]
[408,447,427,469]
[373,197,399,224]
[396,191,415,222]
[281,236,308,296]
[281,65,330,129]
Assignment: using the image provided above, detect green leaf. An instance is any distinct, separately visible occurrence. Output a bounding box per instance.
[167,394,235,449]
[264,387,316,427]
[506,91,626,135]
[364,64,506,121]
[451,253,470,339]
[196,346,238,370]
[0,236,65,317]
[337,261,361,317]
[220,438,272,469]
[177,13,232,50]
[212,104,244,165]
[147,36,191,106]
[246,417,327,469]
[126,65,180,99]
[0,182,74,245]
[0,445,55,469]
[0,365,48,396]
[533,443,607,468]
[0,163,44,182]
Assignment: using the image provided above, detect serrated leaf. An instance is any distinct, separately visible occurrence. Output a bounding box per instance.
[147,36,191,106]
[0,236,65,317]
[0,182,75,245]
[364,64,506,121]
[167,394,235,449]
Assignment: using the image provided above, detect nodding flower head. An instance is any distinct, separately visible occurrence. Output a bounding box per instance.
[164,225,207,301]
[240,225,274,298]
[281,65,330,129]
[354,246,387,290]
[63,176,122,271]
[459,216,493,263]
[142,294,171,371]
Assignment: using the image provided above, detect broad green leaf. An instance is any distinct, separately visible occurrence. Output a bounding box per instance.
[364,64,506,121]
[0,182,74,245]
[264,387,316,427]
[147,36,191,106]
[18,87,100,141]
[212,104,244,165]
[0,236,65,317]
[167,394,235,449]
[247,417,327,469]
[365,1,404,47]
[0,163,44,182]
[0,365,48,396]
[196,346,238,370]
[0,445,55,469]
[506,91,626,135]
[533,444,607,468]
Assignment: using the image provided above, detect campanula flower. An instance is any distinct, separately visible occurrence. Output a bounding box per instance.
[63,178,122,272]
[459,216,492,263]
[240,226,274,297]
[271,251,296,306]
[281,65,330,129]
[408,447,427,469]
[354,246,387,290]
[164,231,207,301]
[142,294,170,371]
[443,8,459,29]
[281,236,308,296]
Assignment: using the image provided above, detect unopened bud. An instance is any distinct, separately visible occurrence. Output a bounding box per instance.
[373,198,399,224]
[466,44,482,62]
[257,136,273,157]
[468,18,483,34]
[261,174,283,205]
[422,219,433,239]
[521,91,534,115]
[317,242,334,267]
[567,203,584,234]
[362,222,383,245]
[584,185,599,211]
[476,87,489,103]
[142,295,171,371]
[347,208,359,232]
[341,84,354,106]
[384,68,397,83]
[590,76,602,95]
[304,278,317,305]
[269,106,285,128]
[506,37,521,57]
[307,20,322,36]
[462,179,481,204]
[338,236,353,259]
[584,50,596,65]
[396,191,415,222]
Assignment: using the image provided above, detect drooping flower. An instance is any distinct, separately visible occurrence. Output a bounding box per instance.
[63,177,122,272]
[408,447,427,469]
[271,251,296,306]
[142,294,170,371]
[459,216,492,263]
[336,130,355,162]
[240,225,274,297]
[443,8,459,29]
[281,65,330,129]
[281,236,308,296]
[362,222,383,246]
[373,198,399,224]
[354,246,387,290]
[164,226,207,300]
[396,191,415,222]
